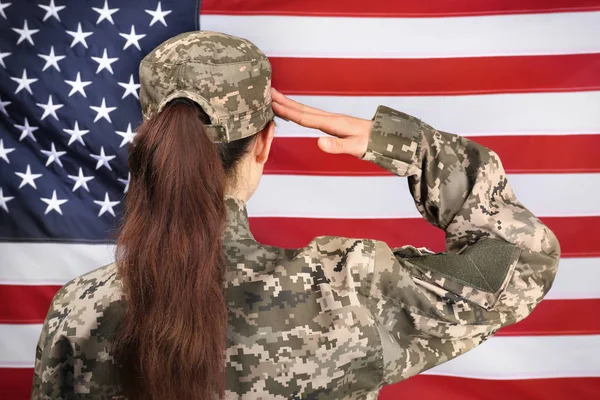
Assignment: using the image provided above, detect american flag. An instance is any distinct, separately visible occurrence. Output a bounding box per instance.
[1,0,600,399]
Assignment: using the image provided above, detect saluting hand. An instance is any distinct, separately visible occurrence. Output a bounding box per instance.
[271,88,373,158]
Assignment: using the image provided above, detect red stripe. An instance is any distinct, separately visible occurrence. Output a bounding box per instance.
[498,299,600,336]
[380,375,600,400]
[250,216,600,257]
[201,0,600,18]
[0,368,32,400]
[0,285,60,324]
[4,370,600,400]
[270,54,600,96]
[267,135,600,175]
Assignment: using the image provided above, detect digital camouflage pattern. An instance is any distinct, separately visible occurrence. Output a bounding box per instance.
[32,106,560,399]
[139,30,275,143]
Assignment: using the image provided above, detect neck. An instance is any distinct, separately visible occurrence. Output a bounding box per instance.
[224,187,250,203]
[224,157,257,203]
[224,170,253,203]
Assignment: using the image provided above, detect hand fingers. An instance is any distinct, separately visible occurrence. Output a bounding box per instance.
[272,101,339,134]
[271,89,371,158]
[317,137,344,154]
[272,88,331,115]
[271,88,332,116]
[317,136,365,158]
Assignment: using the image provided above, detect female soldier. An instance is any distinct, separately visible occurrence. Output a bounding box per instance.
[32,31,560,400]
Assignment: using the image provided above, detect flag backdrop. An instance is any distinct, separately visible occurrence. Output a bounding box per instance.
[1,1,600,399]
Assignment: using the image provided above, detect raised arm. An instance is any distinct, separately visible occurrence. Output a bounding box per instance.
[271,90,560,384]
[362,105,560,382]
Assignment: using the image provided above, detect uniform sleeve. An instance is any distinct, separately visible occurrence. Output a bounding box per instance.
[31,287,74,400]
[360,106,561,384]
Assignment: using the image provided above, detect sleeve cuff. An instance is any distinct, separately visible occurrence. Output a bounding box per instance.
[360,105,422,177]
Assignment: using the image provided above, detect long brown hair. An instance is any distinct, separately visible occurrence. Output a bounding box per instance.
[113,99,257,400]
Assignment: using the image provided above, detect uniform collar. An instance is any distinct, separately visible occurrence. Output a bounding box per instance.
[224,195,255,241]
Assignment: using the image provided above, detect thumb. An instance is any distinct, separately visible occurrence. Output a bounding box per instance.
[318,137,345,154]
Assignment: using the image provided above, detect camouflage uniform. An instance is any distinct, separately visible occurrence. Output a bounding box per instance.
[32,32,560,400]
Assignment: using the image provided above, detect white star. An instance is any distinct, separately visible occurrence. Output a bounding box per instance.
[68,167,94,192]
[41,190,68,215]
[90,98,116,123]
[118,172,130,193]
[36,95,64,120]
[38,0,65,22]
[0,50,10,68]
[115,123,136,147]
[0,1,11,20]
[91,48,118,74]
[63,121,89,146]
[14,118,39,142]
[92,0,119,25]
[0,187,14,213]
[118,74,140,99]
[65,72,92,97]
[12,20,39,45]
[38,46,65,72]
[90,146,116,170]
[0,96,10,115]
[119,25,146,50]
[94,192,120,217]
[15,165,42,189]
[145,2,171,27]
[66,23,93,48]
[0,139,15,163]
[10,69,38,95]
[41,142,67,167]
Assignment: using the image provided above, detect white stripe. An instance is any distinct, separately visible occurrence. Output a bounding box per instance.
[545,258,600,300]
[0,243,115,285]
[0,250,598,302]
[272,92,600,137]
[200,12,600,58]
[0,175,592,245]
[249,173,600,218]
[0,324,41,368]
[2,173,588,238]
[2,323,599,378]
[424,334,600,379]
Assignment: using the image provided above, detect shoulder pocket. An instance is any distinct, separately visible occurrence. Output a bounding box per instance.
[404,238,522,310]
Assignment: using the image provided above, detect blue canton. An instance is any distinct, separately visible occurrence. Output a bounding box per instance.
[0,0,199,241]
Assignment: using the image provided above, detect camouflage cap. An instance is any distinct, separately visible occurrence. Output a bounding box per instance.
[139,30,274,143]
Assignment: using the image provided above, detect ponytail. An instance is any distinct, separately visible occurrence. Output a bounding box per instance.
[113,100,232,399]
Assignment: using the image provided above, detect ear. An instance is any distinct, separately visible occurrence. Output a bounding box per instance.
[255,121,275,164]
